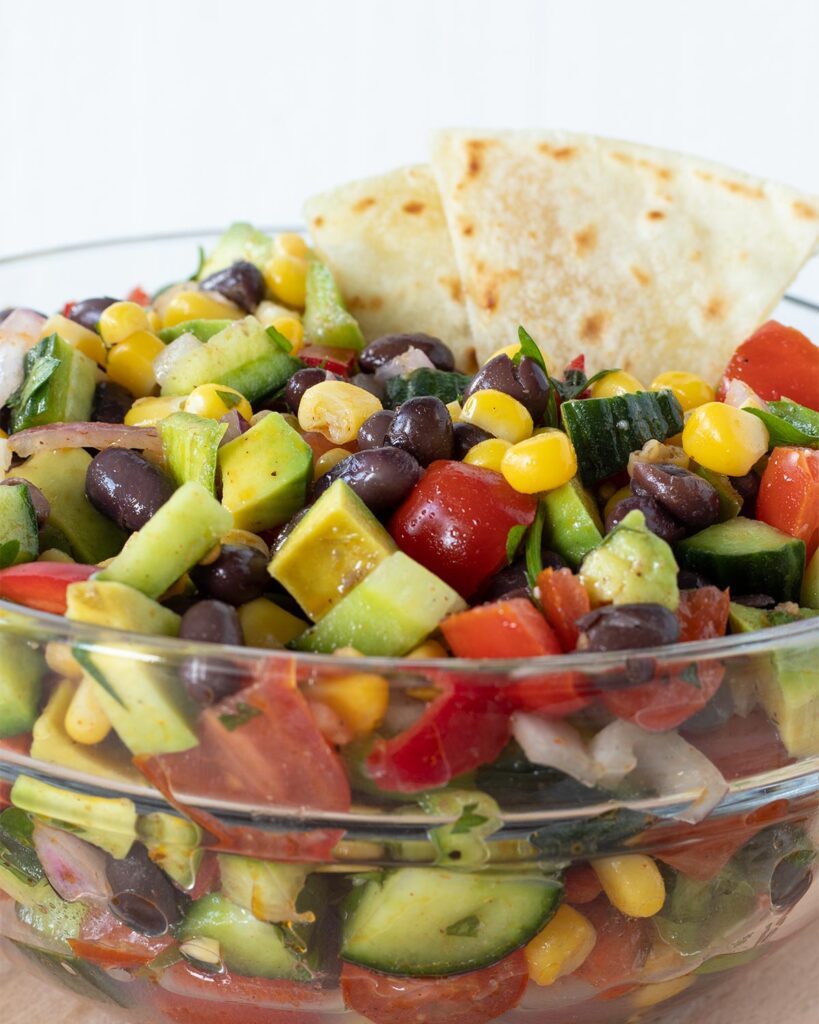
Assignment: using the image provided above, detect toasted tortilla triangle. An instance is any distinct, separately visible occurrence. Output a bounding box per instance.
[304,165,475,370]
[431,129,819,382]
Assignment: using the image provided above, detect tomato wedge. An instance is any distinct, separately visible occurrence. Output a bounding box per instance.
[564,862,603,905]
[717,321,819,410]
[675,586,731,643]
[756,447,819,560]
[0,562,96,614]
[573,898,649,991]
[441,598,562,659]
[537,567,591,651]
[71,907,174,968]
[340,952,529,1024]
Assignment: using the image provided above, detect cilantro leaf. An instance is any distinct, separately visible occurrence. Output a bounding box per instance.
[450,803,490,834]
[514,326,548,374]
[8,339,61,411]
[219,703,262,732]
[506,524,527,564]
[525,500,547,591]
[745,399,819,450]
[266,325,293,353]
[215,389,242,410]
[445,914,481,937]
[679,663,701,688]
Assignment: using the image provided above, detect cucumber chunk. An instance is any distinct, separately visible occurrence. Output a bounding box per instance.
[540,477,603,568]
[160,411,227,494]
[676,517,805,603]
[384,369,472,409]
[341,867,562,976]
[159,319,234,344]
[303,260,364,352]
[0,484,39,568]
[199,222,273,279]
[10,334,96,433]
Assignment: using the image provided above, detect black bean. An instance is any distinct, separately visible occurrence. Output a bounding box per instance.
[284,367,338,415]
[770,856,813,910]
[86,449,175,532]
[631,463,720,529]
[350,372,386,402]
[463,354,550,422]
[180,599,244,645]
[677,569,712,590]
[479,560,529,603]
[732,593,777,609]
[313,447,422,515]
[357,410,395,450]
[1,478,50,529]
[359,332,455,373]
[605,495,687,544]
[199,261,265,312]
[385,396,453,466]
[730,471,759,515]
[91,381,134,424]
[107,842,183,936]
[191,545,269,606]
[452,422,493,460]
[68,296,118,332]
[576,603,681,653]
[179,600,245,704]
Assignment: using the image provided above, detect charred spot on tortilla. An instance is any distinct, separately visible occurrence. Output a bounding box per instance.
[352,196,377,213]
[581,312,609,341]
[631,266,651,287]
[793,200,819,221]
[312,215,325,228]
[539,142,577,160]
[706,295,727,321]
[403,200,425,215]
[462,222,474,237]
[647,210,666,221]
[574,225,598,255]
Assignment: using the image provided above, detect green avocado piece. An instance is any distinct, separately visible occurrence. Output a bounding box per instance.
[691,465,743,521]
[219,412,312,532]
[12,449,126,564]
[30,680,142,784]
[138,812,203,890]
[579,508,679,610]
[0,485,39,568]
[0,637,44,739]
[269,479,396,621]
[179,893,307,979]
[96,480,232,599]
[159,319,234,344]
[159,411,227,494]
[199,222,273,279]
[802,548,819,609]
[66,579,181,636]
[11,775,137,860]
[10,333,96,433]
[217,854,310,923]
[540,477,603,568]
[292,551,466,655]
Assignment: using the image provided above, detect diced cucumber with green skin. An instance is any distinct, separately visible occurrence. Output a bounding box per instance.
[10,334,96,433]
[341,868,562,976]
[11,775,138,860]
[0,485,39,568]
[384,369,472,409]
[11,880,87,944]
[292,552,466,655]
[219,412,312,532]
[303,260,365,351]
[561,390,684,485]
[0,638,44,739]
[179,893,308,980]
[138,813,203,890]
[160,316,301,402]
[159,319,234,343]
[217,855,310,923]
[269,480,396,621]
[802,548,819,609]
[691,465,743,521]
[66,580,181,636]
[540,477,603,568]
[8,941,134,1008]
[159,411,227,494]
[96,481,232,599]
[13,449,126,563]
[676,517,806,604]
[74,647,199,757]
[199,222,273,279]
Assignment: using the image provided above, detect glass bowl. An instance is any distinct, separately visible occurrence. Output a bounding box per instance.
[1,233,818,1024]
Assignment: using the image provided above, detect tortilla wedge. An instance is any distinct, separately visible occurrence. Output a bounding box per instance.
[304,165,475,370]
[430,129,819,382]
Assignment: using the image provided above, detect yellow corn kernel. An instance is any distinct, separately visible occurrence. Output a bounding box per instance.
[147,309,163,333]
[650,371,715,412]
[501,429,577,494]
[106,331,165,397]
[589,370,645,398]
[314,448,350,478]
[40,314,107,366]
[37,548,75,564]
[487,342,555,375]
[161,289,242,328]
[184,383,253,422]
[630,974,695,1009]
[199,544,222,566]
[45,642,82,679]
[406,640,449,659]
[238,598,306,648]
[310,673,389,738]
[446,400,461,422]
[460,389,534,443]
[98,301,151,347]
[123,394,185,426]
[221,529,270,557]
[275,232,310,259]
[270,316,305,355]
[603,484,632,521]
[298,381,382,444]
[682,402,769,476]
[592,854,666,918]
[264,252,308,308]
[463,438,512,472]
[64,675,112,745]
[525,905,597,986]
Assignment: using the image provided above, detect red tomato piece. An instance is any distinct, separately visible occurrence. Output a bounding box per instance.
[0,562,96,614]
[72,907,174,968]
[756,447,819,559]
[127,286,151,307]
[390,461,538,598]
[564,862,603,905]
[299,344,357,376]
[573,897,649,991]
[717,321,819,410]
[61,301,75,317]
[340,952,529,1024]
[537,567,591,651]
[601,660,724,732]
[441,598,562,659]
[676,586,731,642]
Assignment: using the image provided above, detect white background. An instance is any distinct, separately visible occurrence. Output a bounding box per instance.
[1,0,818,259]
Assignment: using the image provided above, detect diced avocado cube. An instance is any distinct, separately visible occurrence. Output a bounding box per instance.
[4,879,86,942]
[292,551,466,655]
[138,812,203,890]
[66,580,181,636]
[0,637,44,739]
[96,481,232,599]
[219,412,312,532]
[159,411,227,494]
[10,333,96,433]
[0,484,39,568]
[540,477,603,568]
[269,479,396,621]
[13,449,126,563]
[11,774,137,860]
[198,222,273,279]
[237,598,308,648]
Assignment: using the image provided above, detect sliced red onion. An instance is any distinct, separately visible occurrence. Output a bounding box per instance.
[33,822,112,904]
[374,347,436,381]
[218,409,249,446]
[7,422,162,458]
[154,332,202,387]
[0,308,46,345]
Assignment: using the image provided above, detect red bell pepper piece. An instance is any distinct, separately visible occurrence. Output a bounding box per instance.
[676,585,731,642]
[389,461,538,598]
[537,567,591,651]
[127,285,151,307]
[299,344,357,377]
[0,562,96,614]
[61,301,75,318]
[717,321,819,410]
[756,446,819,559]
[573,897,650,991]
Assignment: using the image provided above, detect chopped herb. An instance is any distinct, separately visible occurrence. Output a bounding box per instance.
[769,609,801,627]
[190,245,206,281]
[450,803,490,834]
[679,663,701,688]
[215,389,243,410]
[514,325,548,374]
[746,399,819,450]
[219,703,262,731]
[525,500,547,591]
[0,807,43,884]
[8,342,61,411]
[445,914,481,937]
[266,325,293,353]
[506,524,527,564]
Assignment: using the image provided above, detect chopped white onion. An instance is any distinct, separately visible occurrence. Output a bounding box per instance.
[511,714,599,787]
[153,332,202,387]
[33,823,112,904]
[0,437,10,473]
[723,378,769,412]
[374,347,436,381]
